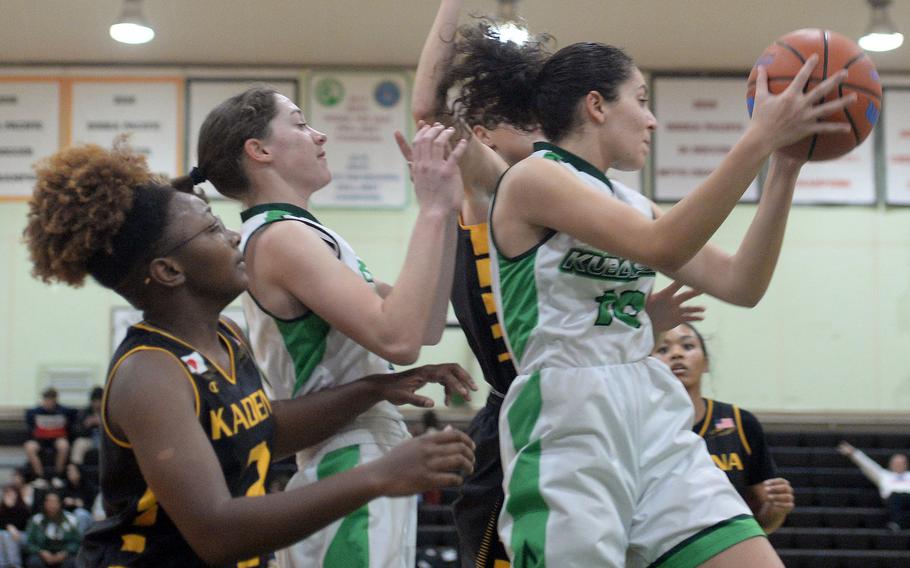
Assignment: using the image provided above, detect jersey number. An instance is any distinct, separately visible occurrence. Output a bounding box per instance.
[245,441,271,498]
[594,290,645,328]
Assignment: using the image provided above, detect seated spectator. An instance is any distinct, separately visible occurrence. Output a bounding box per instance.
[838,441,910,531]
[59,465,94,535]
[69,388,102,466]
[8,470,37,515]
[23,389,77,487]
[0,483,30,568]
[23,493,80,568]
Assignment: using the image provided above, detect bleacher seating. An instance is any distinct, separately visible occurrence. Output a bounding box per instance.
[766,431,910,568]
[4,414,910,567]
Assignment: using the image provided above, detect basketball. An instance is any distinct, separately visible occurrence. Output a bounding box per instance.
[746,28,882,161]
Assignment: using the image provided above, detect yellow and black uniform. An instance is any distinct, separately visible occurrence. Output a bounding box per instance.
[693,398,777,496]
[450,220,516,568]
[78,320,276,568]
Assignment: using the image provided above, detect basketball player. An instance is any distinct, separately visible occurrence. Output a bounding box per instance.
[464,41,852,566]
[194,90,473,568]
[23,142,475,567]
[653,323,794,533]
[410,3,702,566]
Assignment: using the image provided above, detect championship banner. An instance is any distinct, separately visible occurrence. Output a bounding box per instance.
[70,78,182,177]
[0,79,61,199]
[884,88,910,206]
[306,70,411,209]
[791,140,876,205]
[652,76,759,203]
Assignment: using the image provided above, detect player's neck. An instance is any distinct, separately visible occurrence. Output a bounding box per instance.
[246,171,315,210]
[142,303,229,365]
[691,392,707,423]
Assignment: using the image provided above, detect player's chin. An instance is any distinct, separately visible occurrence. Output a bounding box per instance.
[614,154,646,172]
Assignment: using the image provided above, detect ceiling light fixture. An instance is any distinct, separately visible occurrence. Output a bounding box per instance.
[110,0,155,45]
[493,0,529,45]
[858,0,903,52]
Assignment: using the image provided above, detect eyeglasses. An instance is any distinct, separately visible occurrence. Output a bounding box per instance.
[157,216,225,258]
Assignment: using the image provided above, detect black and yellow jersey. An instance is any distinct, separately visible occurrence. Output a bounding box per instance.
[79,320,276,568]
[451,219,516,568]
[693,398,777,497]
[451,219,517,396]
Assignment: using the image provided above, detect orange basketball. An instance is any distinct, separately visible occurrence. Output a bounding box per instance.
[746,29,882,161]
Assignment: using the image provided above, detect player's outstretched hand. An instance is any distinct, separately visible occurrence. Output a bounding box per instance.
[365,364,478,408]
[370,426,475,496]
[647,281,705,334]
[750,54,856,151]
[401,122,468,214]
[837,441,856,456]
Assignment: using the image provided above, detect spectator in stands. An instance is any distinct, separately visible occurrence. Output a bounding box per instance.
[59,465,94,535]
[837,441,910,531]
[8,470,37,514]
[653,323,794,533]
[23,492,80,568]
[69,388,102,466]
[23,389,76,488]
[0,483,30,568]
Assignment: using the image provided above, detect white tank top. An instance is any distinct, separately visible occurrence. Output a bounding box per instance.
[489,142,657,374]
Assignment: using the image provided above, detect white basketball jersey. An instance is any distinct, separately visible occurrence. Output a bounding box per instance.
[239,203,399,420]
[489,142,657,374]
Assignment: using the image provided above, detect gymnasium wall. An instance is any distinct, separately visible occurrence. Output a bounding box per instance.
[2,70,910,415]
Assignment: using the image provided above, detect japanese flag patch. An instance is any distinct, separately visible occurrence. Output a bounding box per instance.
[181,352,208,375]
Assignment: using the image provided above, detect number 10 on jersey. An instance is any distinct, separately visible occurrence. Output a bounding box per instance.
[594,290,646,329]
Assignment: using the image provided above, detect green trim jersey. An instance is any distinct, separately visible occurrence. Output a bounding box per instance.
[239,203,400,430]
[240,203,415,568]
[490,142,657,374]
[492,144,761,567]
[79,320,275,568]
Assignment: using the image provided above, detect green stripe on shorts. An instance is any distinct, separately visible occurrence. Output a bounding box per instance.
[649,515,765,568]
[317,445,369,567]
[505,371,548,567]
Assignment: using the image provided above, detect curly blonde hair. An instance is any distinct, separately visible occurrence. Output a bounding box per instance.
[24,142,174,288]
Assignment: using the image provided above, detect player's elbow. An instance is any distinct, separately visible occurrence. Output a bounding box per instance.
[736,293,763,309]
[412,106,436,125]
[185,529,237,566]
[648,248,689,275]
[383,344,421,366]
[369,335,420,365]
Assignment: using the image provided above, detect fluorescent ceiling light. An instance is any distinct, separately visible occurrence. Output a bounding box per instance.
[859,0,903,52]
[110,0,155,45]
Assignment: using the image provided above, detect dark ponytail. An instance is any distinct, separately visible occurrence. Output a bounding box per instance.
[534,42,635,141]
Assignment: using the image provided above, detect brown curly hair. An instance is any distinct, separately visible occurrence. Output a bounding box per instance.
[24,142,176,289]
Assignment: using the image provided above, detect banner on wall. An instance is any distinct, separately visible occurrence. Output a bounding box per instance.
[791,139,876,205]
[185,78,299,199]
[0,80,60,198]
[70,79,182,177]
[884,88,910,206]
[306,70,410,209]
[652,76,759,203]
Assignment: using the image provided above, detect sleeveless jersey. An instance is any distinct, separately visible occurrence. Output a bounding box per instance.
[489,142,657,374]
[79,320,275,568]
[693,398,777,496]
[239,204,400,436]
[451,219,517,396]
